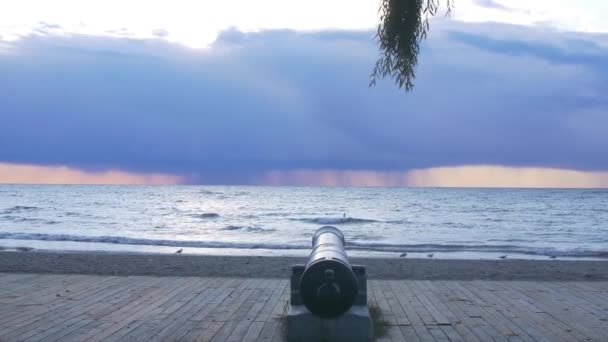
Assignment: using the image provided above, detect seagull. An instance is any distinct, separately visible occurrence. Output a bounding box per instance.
[400,253,408,258]
[343,212,346,218]
[175,249,183,254]
[499,255,507,259]
[550,255,557,259]
[427,253,434,258]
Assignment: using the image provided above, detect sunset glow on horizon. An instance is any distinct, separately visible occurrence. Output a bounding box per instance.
[262,166,608,188]
[0,163,182,185]
[1,163,608,188]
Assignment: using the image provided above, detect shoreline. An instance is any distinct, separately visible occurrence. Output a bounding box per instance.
[1,250,607,280]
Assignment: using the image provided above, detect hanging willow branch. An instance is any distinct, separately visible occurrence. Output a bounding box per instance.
[371,0,453,91]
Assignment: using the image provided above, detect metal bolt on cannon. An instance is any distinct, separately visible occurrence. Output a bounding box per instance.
[286,226,373,342]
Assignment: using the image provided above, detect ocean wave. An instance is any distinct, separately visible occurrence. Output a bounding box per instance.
[345,242,608,258]
[293,217,379,225]
[221,225,275,233]
[200,190,220,195]
[384,219,409,224]
[189,213,220,219]
[0,216,59,225]
[484,218,506,222]
[260,212,291,217]
[0,231,605,258]
[64,212,82,217]
[0,232,304,250]
[1,206,41,214]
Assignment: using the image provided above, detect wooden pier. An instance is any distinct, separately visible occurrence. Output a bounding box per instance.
[0,273,606,341]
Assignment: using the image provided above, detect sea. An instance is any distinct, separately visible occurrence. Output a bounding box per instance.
[0,185,606,260]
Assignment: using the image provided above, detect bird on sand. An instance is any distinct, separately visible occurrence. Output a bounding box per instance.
[427,253,434,258]
[499,255,507,259]
[400,253,408,258]
[175,249,183,254]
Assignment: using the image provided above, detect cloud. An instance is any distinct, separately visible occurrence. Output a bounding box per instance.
[407,165,608,188]
[0,163,181,185]
[0,21,607,184]
[260,166,608,188]
[472,0,512,11]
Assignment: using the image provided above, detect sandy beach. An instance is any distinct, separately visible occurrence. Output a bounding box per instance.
[0,250,606,280]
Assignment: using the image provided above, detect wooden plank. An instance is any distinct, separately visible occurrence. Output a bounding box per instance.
[401,281,437,326]
[439,325,465,342]
[434,281,499,342]
[270,285,289,320]
[0,276,136,340]
[149,281,231,342]
[466,280,549,342]
[564,282,608,310]
[180,288,235,341]
[137,279,237,342]
[399,325,422,342]
[84,277,191,342]
[142,278,243,342]
[370,279,399,326]
[242,321,265,342]
[408,281,450,325]
[211,280,271,342]
[488,282,572,342]
[70,322,115,342]
[85,281,165,319]
[101,279,201,341]
[99,277,208,342]
[198,321,225,342]
[0,274,122,324]
[189,280,239,321]
[511,281,605,341]
[507,281,589,340]
[29,317,94,342]
[456,283,529,342]
[421,280,480,342]
[0,274,118,326]
[389,280,436,342]
[255,279,287,322]
[20,277,169,342]
[0,274,66,301]
[226,279,276,341]
[257,320,280,342]
[545,281,608,321]
[382,280,411,326]
[53,320,107,342]
[452,281,516,342]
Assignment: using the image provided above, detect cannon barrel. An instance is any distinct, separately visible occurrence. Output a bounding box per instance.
[299,226,359,318]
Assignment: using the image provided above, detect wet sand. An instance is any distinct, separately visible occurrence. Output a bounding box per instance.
[0,250,606,280]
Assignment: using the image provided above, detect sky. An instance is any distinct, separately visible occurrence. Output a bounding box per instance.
[1,0,607,187]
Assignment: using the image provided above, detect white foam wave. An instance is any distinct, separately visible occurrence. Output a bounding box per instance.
[189,213,220,219]
[294,217,379,224]
[0,232,605,258]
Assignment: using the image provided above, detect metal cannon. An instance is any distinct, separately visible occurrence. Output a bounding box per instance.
[299,226,359,318]
[287,226,372,342]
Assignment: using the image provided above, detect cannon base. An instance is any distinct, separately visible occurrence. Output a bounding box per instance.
[286,304,372,342]
[286,264,373,342]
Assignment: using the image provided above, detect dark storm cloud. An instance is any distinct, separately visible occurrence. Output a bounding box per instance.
[449,31,608,66]
[0,21,607,183]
